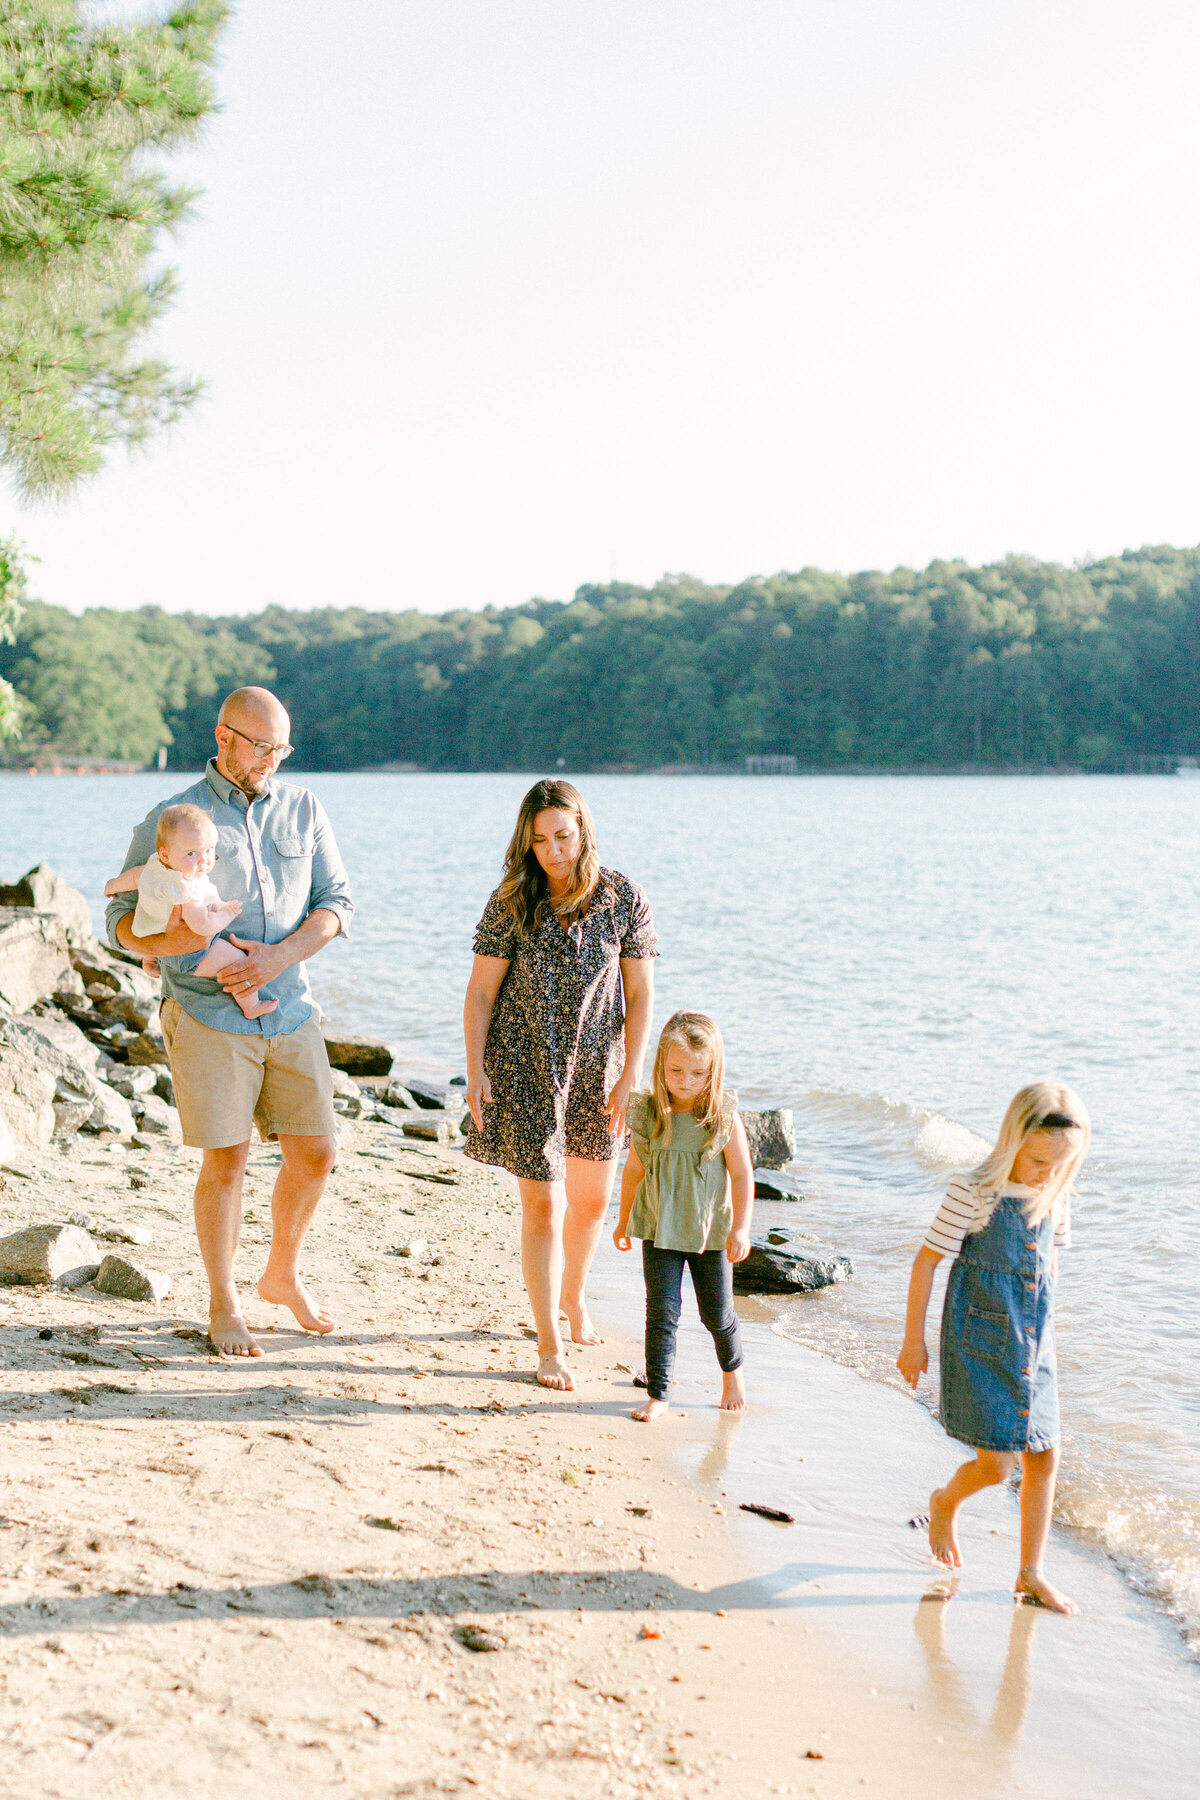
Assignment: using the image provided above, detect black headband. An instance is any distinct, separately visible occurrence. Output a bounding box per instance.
[1038,1112,1078,1131]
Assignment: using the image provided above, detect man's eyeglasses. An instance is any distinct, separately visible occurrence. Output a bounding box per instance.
[222,724,294,761]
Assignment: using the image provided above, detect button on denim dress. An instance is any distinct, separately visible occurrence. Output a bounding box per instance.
[939,1194,1059,1453]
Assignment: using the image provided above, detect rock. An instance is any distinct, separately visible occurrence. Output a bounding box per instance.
[741,1108,796,1171]
[53,1097,94,1137]
[107,1066,158,1099]
[753,1168,805,1200]
[381,1079,417,1110]
[396,1239,427,1257]
[91,992,158,1032]
[70,939,156,1000]
[0,1029,56,1149]
[84,1083,136,1140]
[0,1223,101,1288]
[92,1254,172,1303]
[403,1076,461,1111]
[454,1623,505,1652]
[135,1093,179,1136]
[18,1008,103,1073]
[5,1018,101,1121]
[401,1118,455,1145]
[732,1235,854,1295]
[329,1067,364,1117]
[0,865,93,945]
[322,1029,394,1077]
[449,1074,466,1087]
[153,1068,175,1106]
[0,909,75,1012]
[124,1027,168,1068]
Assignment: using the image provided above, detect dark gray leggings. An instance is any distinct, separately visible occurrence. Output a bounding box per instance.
[642,1241,743,1401]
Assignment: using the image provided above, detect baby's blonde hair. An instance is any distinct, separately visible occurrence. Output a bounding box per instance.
[969,1081,1091,1226]
[645,1011,736,1159]
[156,803,216,854]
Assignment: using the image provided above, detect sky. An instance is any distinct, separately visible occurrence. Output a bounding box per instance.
[9,0,1200,618]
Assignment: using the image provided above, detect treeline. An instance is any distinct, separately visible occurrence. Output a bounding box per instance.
[5,546,1200,770]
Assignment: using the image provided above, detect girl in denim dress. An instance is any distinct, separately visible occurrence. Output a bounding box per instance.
[897,1083,1091,1614]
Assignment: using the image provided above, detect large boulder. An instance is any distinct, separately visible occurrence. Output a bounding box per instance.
[741,1108,796,1171]
[323,1028,394,1077]
[134,1093,179,1137]
[0,1223,100,1288]
[0,865,93,945]
[0,1025,56,1149]
[17,1008,103,1074]
[70,939,157,1003]
[732,1234,853,1295]
[84,1082,136,1139]
[403,1076,462,1111]
[753,1168,805,1200]
[0,910,75,1013]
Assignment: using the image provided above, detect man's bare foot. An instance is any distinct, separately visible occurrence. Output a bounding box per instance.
[720,1369,746,1412]
[561,1305,603,1346]
[632,1398,669,1422]
[537,1353,574,1391]
[1015,1568,1077,1614]
[256,1273,335,1334]
[928,1487,962,1566]
[209,1308,262,1358]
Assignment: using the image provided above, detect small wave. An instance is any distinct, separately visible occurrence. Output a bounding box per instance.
[799,1086,990,1173]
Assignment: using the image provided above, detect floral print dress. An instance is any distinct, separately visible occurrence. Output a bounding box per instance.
[464,867,657,1181]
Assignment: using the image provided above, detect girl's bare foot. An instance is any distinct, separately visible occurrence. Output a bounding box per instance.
[720,1369,746,1412]
[632,1398,669,1422]
[1015,1568,1078,1614]
[537,1353,574,1391]
[561,1306,603,1347]
[208,1308,262,1358]
[256,1274,335,1334]
[928,1487,962,1567]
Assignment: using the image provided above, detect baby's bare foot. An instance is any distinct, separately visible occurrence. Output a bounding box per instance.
[256,1274,335,1334]
[240,996,278,1019]
[1015,1569,1078,1614]
[537,1353,574,1391]
[209,1308,262,1358]
[928,1487,961,1567]
[720,1369,746,1412]
[632,1398,669,1423]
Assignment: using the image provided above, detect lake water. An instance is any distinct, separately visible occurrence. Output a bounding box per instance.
[4,768,1199,1653]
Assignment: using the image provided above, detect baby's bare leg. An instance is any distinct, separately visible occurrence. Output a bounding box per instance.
[195,937,277,1018]
[929,1449,1014,1566]
[104,865,145,897]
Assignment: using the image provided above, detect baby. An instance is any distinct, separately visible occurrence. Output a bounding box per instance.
[104,803,277,1020]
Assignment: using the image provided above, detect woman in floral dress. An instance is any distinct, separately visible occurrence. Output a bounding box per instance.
[464,779,657,1390]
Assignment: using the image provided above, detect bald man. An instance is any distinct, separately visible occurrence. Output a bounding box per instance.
[106,688,354,1355]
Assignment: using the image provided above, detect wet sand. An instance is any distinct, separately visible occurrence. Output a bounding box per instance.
[0,1114,1194,1798]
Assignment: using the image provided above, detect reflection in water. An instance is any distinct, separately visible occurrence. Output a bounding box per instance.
[698,1413,744,1486]
[915,1585,1040,1749]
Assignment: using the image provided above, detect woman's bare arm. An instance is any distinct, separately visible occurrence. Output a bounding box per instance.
[463,954,510,1130]
[606,956,655,1136]
[896,1245,942,1388]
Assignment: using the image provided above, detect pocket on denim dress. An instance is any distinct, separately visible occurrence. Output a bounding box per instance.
[962,1305,1010,1361]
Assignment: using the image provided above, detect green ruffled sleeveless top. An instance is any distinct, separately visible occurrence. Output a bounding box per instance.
[626,1092,735,1253]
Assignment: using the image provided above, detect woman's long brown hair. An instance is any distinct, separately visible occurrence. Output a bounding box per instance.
[497,779,602,938]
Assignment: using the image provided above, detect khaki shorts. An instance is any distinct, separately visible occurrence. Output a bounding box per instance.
[160,1000,337,1149]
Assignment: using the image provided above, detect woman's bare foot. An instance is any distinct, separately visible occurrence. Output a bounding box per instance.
[632,1398,669,1422]
[537,1352,575,1391]
[208,1308,262,1358]
[928,1487,962,1567]
[256,1273,335,1334]
[1015,1568,1078,1614]
[561,1305,603,1347]
[720,1369,746,1412]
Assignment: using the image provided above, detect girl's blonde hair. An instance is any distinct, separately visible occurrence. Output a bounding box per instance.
[646,1011,736,1159]
[969,1081,1091,1225]
[497,779,602,939]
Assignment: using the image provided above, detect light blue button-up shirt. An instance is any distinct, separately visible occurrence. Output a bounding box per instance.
[105,761,354,1038]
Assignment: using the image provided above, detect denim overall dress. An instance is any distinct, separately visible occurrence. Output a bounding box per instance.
[939,1194,1059,1453]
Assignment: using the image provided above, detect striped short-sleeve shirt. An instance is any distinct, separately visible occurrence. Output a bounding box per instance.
[924,1177,1072,1259]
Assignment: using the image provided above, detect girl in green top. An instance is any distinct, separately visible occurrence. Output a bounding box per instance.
[613,1012,755,1422]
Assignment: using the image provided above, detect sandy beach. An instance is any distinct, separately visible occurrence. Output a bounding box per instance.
[1,1108,1195,1800]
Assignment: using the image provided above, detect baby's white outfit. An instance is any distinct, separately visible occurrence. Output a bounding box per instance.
[131,860,223,938]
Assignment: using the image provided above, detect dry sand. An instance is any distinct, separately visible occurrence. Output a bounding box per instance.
[1,1115,1194,1800]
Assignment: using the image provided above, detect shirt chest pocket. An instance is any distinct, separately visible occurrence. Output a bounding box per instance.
[273,831,314,902]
